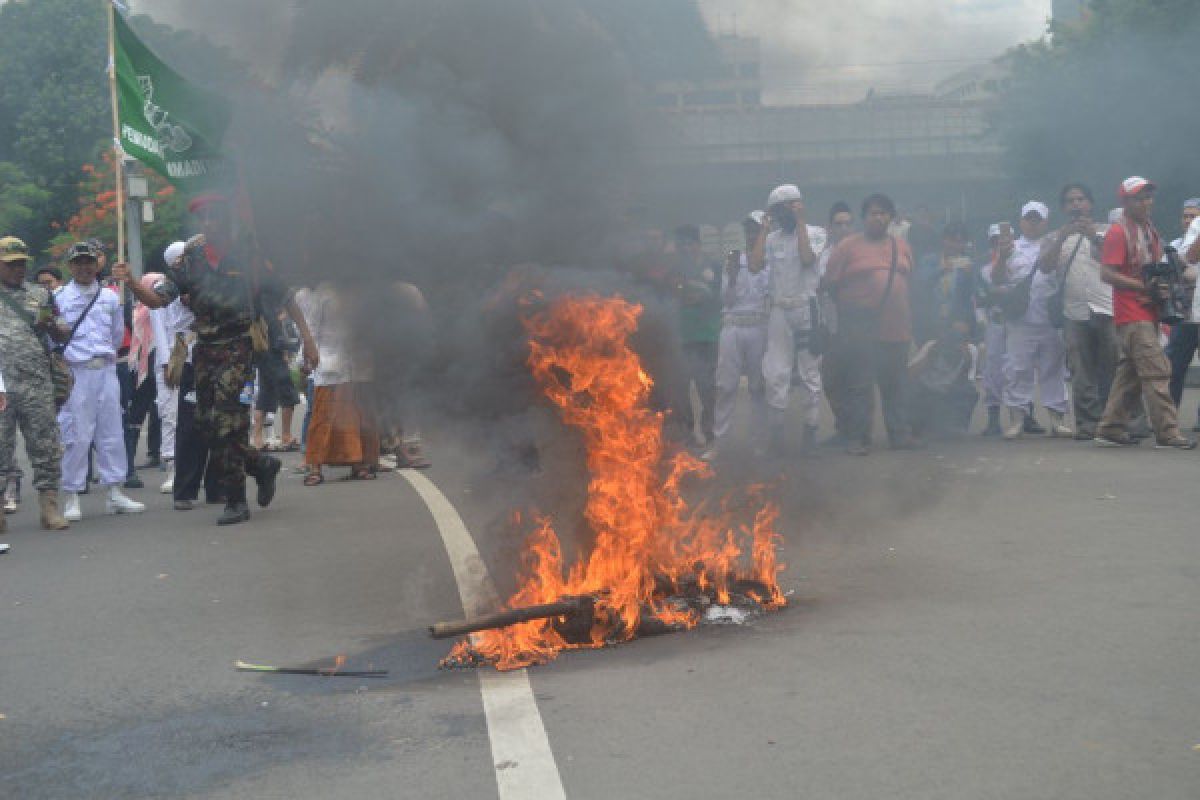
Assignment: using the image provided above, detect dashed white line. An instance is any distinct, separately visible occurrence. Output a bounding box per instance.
[401,470,567,800]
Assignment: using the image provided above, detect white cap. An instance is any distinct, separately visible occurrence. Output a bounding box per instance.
[987,223,1002,239]
[747,210,766,226]
[1021,201,1050,220]
[163,241,186,266]
[767,184,803,208]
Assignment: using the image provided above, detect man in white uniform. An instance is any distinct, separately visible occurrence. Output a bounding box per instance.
[710,211,770,458]
[988,203,1071,439]
[150,241,187,493]
[752,184,828,451]
[57,242,145,519]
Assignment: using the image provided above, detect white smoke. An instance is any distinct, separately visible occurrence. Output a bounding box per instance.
[698,0,1050,103]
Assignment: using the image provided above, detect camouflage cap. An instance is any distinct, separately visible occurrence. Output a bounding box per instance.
[66,241,99,262]
[0,236,31,263]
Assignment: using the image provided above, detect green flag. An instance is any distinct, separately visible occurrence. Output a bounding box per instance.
[113,9,232,191]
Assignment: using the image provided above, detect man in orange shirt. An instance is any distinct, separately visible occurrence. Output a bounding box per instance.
[821,194,918,455]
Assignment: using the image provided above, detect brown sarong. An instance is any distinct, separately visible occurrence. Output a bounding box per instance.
[305,383,380,467]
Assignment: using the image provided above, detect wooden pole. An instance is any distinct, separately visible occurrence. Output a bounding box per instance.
[106,0,127,265]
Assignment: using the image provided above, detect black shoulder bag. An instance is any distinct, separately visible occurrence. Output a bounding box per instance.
[1048,233,1086,329]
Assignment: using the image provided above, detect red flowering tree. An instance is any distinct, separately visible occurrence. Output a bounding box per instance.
[49,149,185,268]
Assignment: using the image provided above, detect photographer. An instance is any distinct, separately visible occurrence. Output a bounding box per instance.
[1042,183,1114,440]
[1094,178,1195,449]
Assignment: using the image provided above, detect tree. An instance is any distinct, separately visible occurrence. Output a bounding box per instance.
[0,0,248,253]
[48,149,185,266]
[996,0,1200,226]
[0,162,52,242]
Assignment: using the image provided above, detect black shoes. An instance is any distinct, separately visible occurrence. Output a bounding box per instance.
[255,456,282,508]
[217,501,251,525]
[173,499,194,511]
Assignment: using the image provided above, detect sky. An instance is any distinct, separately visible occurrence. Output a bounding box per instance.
[697,0,1052,103]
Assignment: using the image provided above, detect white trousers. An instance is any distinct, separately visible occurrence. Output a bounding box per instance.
[58,366,127,492]
[1002,322,1068,413]
[714,322,767,440]
[154,368,178,461]
[763,306,822,426]
[981,320,1006,409]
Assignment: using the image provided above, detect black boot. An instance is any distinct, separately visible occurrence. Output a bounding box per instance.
[981,407,1002,436]
[254,455,281,508]
[123,424,144,489]
[218,489,251,526]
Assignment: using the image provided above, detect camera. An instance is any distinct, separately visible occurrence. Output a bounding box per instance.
[1142,246,1191,325]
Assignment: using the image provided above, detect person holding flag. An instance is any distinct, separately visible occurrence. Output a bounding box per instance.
[115,196,318,525]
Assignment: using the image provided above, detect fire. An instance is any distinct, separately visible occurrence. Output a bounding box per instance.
[446,294,785,670]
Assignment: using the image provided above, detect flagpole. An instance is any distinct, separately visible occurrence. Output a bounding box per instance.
[106,0,127,266]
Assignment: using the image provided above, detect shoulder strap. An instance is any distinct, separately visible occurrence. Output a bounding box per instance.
[877,236,900,314]
[56,286,103,353]
[1060,233,1086,281]
[0,288,36,329]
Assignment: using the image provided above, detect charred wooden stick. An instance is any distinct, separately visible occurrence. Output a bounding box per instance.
[235,660,388,678]
[429,595,595,640]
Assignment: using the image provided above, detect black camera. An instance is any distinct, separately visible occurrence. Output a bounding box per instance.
[1142,246,1191,325]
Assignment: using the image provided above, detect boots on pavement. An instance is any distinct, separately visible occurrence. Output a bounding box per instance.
[39,490,70,530]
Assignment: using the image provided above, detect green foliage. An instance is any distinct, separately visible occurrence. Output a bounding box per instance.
[0,162,52,243]
[997,0,1200,227]
[0,1,248,255]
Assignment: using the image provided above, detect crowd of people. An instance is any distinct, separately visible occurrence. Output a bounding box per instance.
[632,177,1200,459]
[0,193,430,548]
[3,174,1200,551]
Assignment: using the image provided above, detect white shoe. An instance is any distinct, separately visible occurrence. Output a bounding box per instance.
[1047,411,1073,438]
[699,445,717,462]
[106,487,145,515]
[160,470,175,494]
[1003,408,1025,440]
[63,491,83,521]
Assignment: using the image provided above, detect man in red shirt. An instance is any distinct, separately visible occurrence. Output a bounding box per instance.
[1094,177,1195,448]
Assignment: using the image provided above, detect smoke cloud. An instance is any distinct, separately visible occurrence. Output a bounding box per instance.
[698,0,1049,101]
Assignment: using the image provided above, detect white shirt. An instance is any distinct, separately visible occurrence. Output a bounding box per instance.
[1005,236,1057,327]
[56,281,124,364]
[721,254,770,315]
[307,283,352,387]
[1060,228,1112,320]
[766,225,828,307]
[1178,219,1200,323]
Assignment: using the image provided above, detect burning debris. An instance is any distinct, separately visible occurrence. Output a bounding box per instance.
[436,294,785,671]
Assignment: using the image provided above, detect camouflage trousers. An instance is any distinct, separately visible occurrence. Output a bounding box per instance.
[193,336,267,502]
[0,362,62,491]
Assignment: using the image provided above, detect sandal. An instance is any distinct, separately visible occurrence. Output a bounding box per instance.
[349,466,377,481]
[303,468,324,486]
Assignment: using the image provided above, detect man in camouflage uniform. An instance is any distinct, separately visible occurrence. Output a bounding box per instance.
[0,236,70,531]
[117,194,317,525]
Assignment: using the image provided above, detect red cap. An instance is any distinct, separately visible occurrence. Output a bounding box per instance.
[1119,176,1155,199]
[187,192,230,214]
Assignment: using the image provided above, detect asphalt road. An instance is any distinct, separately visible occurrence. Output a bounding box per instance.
[2,405,1198,799]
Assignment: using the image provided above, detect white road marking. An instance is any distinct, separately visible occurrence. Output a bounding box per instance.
[401,470,568,800]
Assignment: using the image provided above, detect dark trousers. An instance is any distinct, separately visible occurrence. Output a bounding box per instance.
[1064,313,1118,435]
[680,341,717,442]
[174,362,221,503]
[834,313,909,446]
[193,337,265,503]
[1166,323,1199,419]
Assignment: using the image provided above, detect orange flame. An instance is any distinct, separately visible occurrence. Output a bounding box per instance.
[448,294,784,670]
